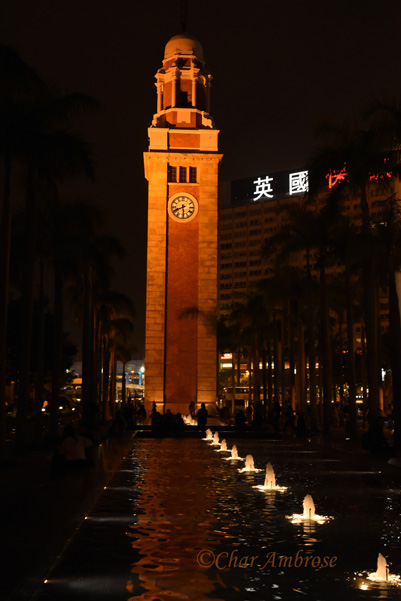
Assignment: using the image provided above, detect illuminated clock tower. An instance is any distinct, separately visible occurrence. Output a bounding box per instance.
[144,33,222,415]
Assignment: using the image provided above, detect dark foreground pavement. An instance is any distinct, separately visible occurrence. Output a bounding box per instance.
[1,422,398,601]
[1,431,135,601]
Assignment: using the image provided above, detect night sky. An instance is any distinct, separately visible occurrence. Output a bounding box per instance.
[2,0,401,355]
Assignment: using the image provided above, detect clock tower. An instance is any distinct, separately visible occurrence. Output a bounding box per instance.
[144,33,222,415]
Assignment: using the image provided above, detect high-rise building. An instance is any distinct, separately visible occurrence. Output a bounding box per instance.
[218,168,391,352]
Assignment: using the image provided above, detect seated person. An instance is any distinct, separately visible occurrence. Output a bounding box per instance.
[59,425,92,465]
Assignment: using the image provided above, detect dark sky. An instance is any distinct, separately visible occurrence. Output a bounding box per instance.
[2,0,401,354]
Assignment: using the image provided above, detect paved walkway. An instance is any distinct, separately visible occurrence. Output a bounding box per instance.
[1,422,397,601]
[1,431,135,601]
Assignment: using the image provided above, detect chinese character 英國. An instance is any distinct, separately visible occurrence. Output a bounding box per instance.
[289,171,309,195]
[253,176,274,201]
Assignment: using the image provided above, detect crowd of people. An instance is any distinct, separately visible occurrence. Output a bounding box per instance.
[218,397,310,439]
[52,395,393,471]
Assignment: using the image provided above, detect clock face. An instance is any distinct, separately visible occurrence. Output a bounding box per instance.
[168,194,198,222]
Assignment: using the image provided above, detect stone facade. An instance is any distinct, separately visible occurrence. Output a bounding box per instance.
[144,34,223,415]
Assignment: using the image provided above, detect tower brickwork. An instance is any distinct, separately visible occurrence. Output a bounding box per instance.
[144,34,222,414]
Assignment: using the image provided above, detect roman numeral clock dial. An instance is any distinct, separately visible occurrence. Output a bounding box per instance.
[168,193,199,222]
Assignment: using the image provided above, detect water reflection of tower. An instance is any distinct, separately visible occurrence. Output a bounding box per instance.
[127,439,223,601]
[144,32,223,416]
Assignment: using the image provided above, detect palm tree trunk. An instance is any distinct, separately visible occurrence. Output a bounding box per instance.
[361,323,368,421]
[231,349,236,411]
[288,304,296,410]
[50,270,63,439]
[82,267,93,407]
[261,345,267,406]
[273,316,280,398]
[345,267,358,440]
[320,259,332,436]
[252,332,260,404]
[296,319,306,412]
[0,152,12,458]
[389,273,401,454]
[109,346,116,418]
[360,187,380,426]
[16,180,37,451]
[236,350,241,386]
[121,361,127,404]
[267,338,273,411]
[34,257,45,444]
[101,337,110,422]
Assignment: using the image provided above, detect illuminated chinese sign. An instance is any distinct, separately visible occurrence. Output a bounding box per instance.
[253,176,274,200]
[289,170,309,195]
[230,162,394,206]
[253,171,309,200]
[326,166,347,189]
[232,169,310,205]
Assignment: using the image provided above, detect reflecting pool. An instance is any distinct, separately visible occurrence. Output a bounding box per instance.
[34,437,401,601]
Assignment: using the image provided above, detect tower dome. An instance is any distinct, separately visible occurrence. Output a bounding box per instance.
[164,33,204,62]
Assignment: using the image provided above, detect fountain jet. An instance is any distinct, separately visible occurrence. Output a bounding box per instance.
[365,553,400,584]
[204,428,213,440]
[239,454,261,473]
[253,462,287,492]
[210,431,220,446]
[224,444,244,461]
[217,439,229,452]
[287,494,331,524]
[303,494,315,519]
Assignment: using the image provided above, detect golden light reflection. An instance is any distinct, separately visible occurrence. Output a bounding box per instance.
[126,440,225,601]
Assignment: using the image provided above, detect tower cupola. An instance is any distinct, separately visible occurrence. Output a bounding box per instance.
[152,33,214,130]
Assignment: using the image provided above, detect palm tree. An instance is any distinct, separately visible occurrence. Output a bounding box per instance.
[374,195,401,453]
[307,119,398,428]
[263,202,337,434]
[365,96,401,452]
[96,291,135,420]
[13,89,97,450]
[0,46,46,457]
[329,216,365,439]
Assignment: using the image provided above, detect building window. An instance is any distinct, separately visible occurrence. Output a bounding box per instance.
[179,166,187,183]
[220,243,232,250]
[189,166,197,183]
[168,165,177,182]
